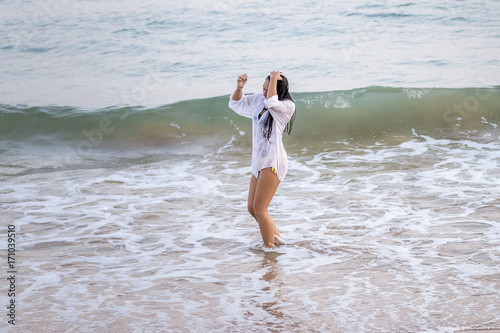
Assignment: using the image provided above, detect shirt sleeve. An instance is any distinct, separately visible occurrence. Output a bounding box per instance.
[264,95,296,126]
[229,92,262,119]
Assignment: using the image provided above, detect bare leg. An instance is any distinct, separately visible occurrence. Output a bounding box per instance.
[248,167,281,248]
[247,170,281,246]
[247,174,258,219]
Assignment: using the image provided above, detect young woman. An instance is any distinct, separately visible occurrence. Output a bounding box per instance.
[229,70,296,248]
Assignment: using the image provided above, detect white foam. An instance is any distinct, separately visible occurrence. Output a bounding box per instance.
[3,136,500,332]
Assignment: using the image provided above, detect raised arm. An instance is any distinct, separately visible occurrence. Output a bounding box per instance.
[263,70,295,126]
[232,74,248,101]
[266,70,282,99]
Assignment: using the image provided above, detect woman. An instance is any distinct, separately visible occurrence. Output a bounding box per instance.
[229,70,296,248]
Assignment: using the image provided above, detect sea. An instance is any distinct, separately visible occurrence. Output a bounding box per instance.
[1,0,500,332]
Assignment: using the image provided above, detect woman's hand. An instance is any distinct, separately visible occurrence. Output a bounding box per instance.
[232,74,247,101]
[269,70,283,81]
[236,74,248,90]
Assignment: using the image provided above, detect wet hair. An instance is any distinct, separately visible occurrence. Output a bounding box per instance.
[262,74,295,141]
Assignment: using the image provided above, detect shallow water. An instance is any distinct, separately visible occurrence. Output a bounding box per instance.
[3,133,499,332]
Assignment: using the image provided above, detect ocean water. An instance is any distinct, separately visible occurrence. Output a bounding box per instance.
[1,0,499,106]
[1,0,500,332]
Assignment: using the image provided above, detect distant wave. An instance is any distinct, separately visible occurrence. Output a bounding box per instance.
[2,86,499,145]
[1,86,499,177]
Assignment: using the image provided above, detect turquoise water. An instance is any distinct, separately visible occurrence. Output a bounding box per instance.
[1,1,500,332]
[1,86,500,176]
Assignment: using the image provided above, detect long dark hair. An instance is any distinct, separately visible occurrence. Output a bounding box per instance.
[262,74,295,141]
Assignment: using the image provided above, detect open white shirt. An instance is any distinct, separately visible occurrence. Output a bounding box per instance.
[229,92,296,181]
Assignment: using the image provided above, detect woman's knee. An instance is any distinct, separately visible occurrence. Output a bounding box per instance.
[252,202,267,220]
[247,204,256,218]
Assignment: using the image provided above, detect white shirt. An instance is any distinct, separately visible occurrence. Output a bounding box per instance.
[229,92,296,181]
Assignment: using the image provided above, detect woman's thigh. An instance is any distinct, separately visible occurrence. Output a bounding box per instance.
[253,167,280,213]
